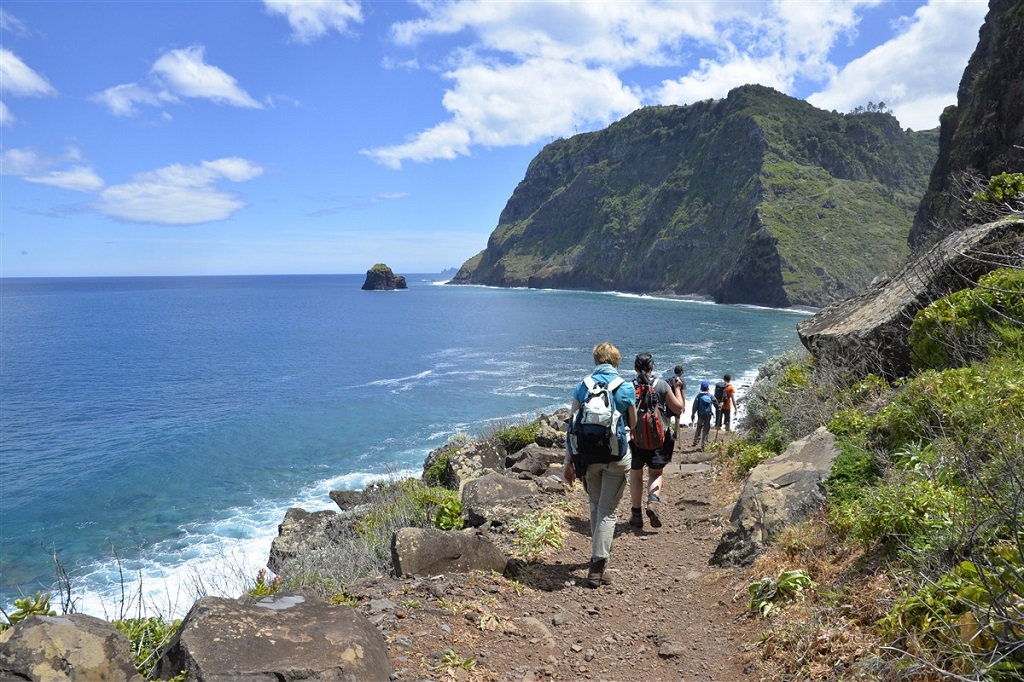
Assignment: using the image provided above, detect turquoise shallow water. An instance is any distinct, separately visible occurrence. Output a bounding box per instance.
[0,274,808,615]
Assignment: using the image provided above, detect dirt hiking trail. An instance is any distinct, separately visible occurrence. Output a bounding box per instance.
[358,431,765,682]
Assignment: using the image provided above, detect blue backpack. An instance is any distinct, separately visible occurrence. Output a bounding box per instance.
[696,392,714,417]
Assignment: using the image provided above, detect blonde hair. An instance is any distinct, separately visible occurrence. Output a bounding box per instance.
[592,342,621,367]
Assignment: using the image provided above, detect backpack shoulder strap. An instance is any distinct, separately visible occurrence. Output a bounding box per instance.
[583,375,597,391]
[608,376,624,392]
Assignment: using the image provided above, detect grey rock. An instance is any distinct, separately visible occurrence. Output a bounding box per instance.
[507,444,563,476]
[461,471,541,527]
[390,527,508,577]
[712,427,840,567]
[0,613,143,682]
[155,594,392,682]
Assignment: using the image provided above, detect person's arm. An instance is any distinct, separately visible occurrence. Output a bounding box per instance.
[626,404,637,431]
[665,381,684,416]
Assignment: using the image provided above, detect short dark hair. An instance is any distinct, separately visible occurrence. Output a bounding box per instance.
[724,373,732,382]
[674,365,683,374]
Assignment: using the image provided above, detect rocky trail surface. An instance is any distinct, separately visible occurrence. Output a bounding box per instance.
[353,433,766,681]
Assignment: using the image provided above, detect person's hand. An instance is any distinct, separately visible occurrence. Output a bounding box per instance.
[563,460,576,485]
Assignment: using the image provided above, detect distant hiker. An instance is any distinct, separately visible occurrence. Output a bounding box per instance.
[628,353,683,531]
[714,374,737,433]
[667,365,687,440]
[690,381,720,451]
[565,342,637,588]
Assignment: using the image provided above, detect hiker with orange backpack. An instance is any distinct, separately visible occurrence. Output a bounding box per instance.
[627,353,683,531]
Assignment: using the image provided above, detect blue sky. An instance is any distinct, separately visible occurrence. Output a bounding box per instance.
[0,0,988,278]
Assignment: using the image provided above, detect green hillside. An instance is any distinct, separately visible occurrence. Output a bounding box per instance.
[453,85,938,308]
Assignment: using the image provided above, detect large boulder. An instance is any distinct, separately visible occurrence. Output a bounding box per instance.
[797,219,1024,379]
[361,263,407,290]
[0,613,143,681]
[391,527,508,577]
[155,595,392,682]
[461,471,543,527]
[712,427,840,568]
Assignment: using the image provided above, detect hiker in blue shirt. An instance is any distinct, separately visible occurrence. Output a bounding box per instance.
[689,381,720,451]
[564,341,637,588]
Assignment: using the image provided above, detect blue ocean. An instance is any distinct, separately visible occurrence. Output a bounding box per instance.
[0,274,808,616]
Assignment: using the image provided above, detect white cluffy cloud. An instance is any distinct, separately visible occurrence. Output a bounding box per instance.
[92,45,262,116]
[97,158,264,225]
[808,1,988,130]
[366,0,987,168]
[264,0,363,43]
[0,47,56,125]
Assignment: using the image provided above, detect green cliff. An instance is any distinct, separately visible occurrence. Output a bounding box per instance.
[452,85,938,308]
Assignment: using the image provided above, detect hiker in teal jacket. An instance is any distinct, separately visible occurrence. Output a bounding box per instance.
[564,342,636,588]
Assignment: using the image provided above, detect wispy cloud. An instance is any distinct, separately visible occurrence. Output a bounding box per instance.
[92,45,262,116]
[307,190,410,216]
[25,166,105,192]
[96,158,264,225]
[264,0,362,44]
[1,147,100,192]
[366,0,983,168]
[0,9,29,36]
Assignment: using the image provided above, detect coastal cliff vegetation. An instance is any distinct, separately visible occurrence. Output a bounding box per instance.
[452,84,938,308]
[723,179,1024,678]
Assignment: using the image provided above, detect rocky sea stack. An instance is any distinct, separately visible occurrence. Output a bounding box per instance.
[361,263,407,291]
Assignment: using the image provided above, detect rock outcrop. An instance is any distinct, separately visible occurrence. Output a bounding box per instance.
[390,527,509,578]
[797,218,1024,378]
[0,613,144,681]
[910,0,1024,250]
[268,507,352,575]
[712,427,840,567]
[451,85,938,308]
[155,595,392,681]
[360,263,408,291]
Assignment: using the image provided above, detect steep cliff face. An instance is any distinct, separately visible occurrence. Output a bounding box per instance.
[453,85,938,308]
[910,0,1024,250]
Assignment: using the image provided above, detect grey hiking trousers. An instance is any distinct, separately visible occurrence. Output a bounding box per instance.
[582,455,631,561]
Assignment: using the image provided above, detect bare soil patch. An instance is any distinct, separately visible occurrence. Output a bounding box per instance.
[357,431,769,681]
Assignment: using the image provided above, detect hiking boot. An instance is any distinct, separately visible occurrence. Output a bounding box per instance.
[629,508,643,530]
[585,557,607,588]
[646,494,663,528]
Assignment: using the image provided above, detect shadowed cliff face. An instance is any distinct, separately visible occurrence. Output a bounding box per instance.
[910,0,1024,250]
[452,85,937,308]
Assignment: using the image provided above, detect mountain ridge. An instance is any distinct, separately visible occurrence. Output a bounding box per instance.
[452,85,938,308]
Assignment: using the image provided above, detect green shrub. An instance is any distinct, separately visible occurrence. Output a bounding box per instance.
[832,473,962,561]
[823,437,881,506]
[114,616,183,678]
[423,449,454,487]
[2,591,55,629]
[909,267,1024,371]
[507,506,565,562]
[879,545,1024,680]
[492,421,539,454]
[827,407,871,437]
[725,439,775,479]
